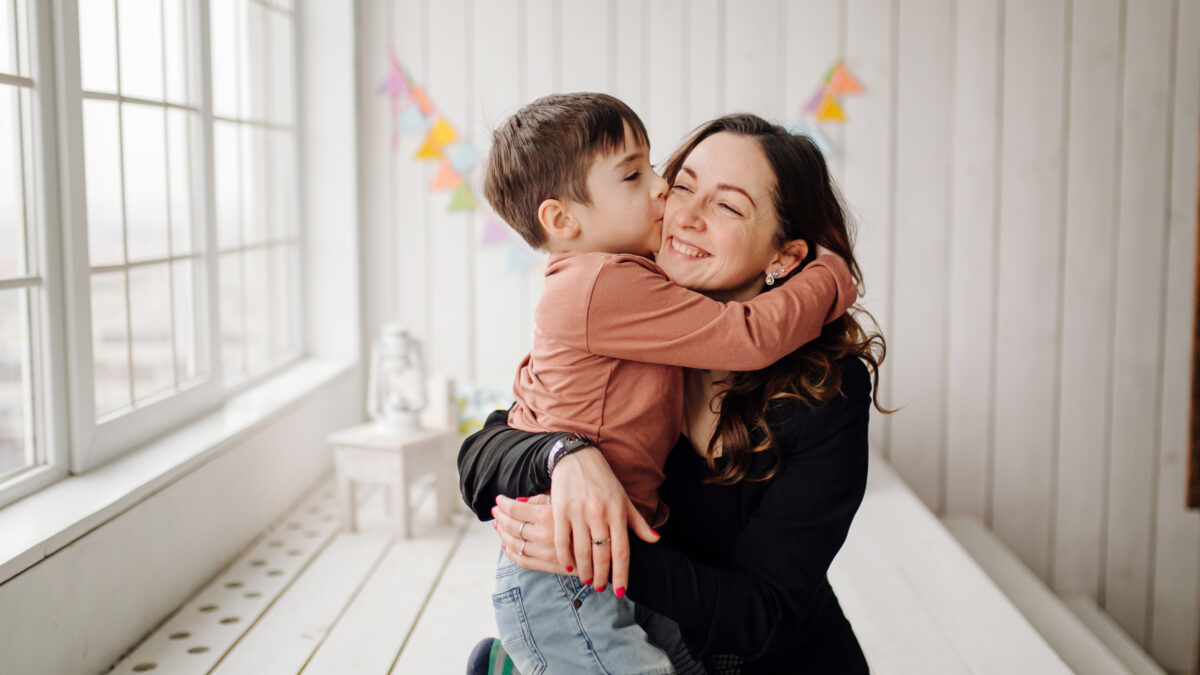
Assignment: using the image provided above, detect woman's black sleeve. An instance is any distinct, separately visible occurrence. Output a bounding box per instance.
[625,360,871,662]
[456,410,571,521]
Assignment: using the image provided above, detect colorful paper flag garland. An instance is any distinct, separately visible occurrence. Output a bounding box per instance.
[379,48,540,273]
[788,60,864,156]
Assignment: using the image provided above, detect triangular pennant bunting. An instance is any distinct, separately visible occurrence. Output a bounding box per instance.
[813,91,846,122]
[448,183,478,212]
[828,64,864,95]
[430,161,462,191]
[429,118,459,147]
[397,103,430,132]
[410,86,436,115]
[414,136,443,160]
[481,217,510,245]
[445,141,480,174]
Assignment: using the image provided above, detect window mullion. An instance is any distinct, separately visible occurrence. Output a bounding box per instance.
[197,0,222,386]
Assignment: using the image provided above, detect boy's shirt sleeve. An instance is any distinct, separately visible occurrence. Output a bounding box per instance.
[579,254,856,371]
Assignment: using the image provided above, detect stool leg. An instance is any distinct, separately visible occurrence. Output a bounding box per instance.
[338,478,357,532]
[396,461,413,539]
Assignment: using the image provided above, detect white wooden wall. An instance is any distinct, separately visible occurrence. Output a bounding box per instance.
[356,1,1200,672]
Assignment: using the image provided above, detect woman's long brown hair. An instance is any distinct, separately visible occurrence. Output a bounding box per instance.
[661,114,891,485]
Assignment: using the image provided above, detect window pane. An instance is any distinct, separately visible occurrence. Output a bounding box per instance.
[242,125,266,245]
[213,120,240,249]
[268,8,294,126]
[167,108,193,255]
[79,0,118,94]
[172,259,198,382]
[0,85,24,278]
[83,99,125,266]
[269,130,296,239]
[129,263,173,401]
[92,271,130,417]
[244,247,268,369]
[122,103,169,261]
[163,0,191,106]
[209,0,238,118]
[219,252,243,379]
[241,1,265,121]
[0,289,31,478]
[12,0,27,78]
[117,0,164,101]
[270,244,294,354]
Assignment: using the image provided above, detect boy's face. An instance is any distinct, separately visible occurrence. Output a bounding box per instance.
[565,123,667,256]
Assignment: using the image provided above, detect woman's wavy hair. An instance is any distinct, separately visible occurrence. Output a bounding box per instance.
[661,113,891,485]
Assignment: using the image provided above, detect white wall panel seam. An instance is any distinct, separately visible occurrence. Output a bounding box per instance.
[984,0,1006,528]
[1045,0,1074,589]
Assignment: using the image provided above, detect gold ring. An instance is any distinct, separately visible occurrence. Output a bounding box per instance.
[518,540,527,556]
[592,538,610,546]
[518,521,529,540]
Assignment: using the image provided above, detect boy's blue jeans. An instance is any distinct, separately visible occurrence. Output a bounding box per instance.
[493,549,677,674]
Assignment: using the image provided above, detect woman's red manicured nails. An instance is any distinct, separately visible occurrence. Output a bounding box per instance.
[595,584,606,593]
[516,496,529,502]
[565,566,573,573]
[583,578,592,586]
[650,529,660,537]
[615,587,626,598]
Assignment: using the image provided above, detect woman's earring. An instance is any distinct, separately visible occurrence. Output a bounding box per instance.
[765,267,787,286]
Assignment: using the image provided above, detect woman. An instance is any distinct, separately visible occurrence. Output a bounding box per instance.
[460,114,887,673]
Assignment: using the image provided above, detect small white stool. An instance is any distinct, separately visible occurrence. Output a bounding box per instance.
[327,424,459,538]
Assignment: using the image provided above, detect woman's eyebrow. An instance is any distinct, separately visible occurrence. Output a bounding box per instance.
[680,167,755,208]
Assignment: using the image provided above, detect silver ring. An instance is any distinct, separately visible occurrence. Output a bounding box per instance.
[518,540,527,556]
[518,521,529,540]
[593,538,610,546]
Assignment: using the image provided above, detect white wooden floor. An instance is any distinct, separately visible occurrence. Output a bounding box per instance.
[109,454,1076,675]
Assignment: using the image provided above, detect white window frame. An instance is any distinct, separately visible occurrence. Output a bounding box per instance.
[52,0,303,475]
[0,0,71,505]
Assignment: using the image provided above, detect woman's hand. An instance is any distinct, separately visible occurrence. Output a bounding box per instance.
[546,447,659,595]
[492,494,567,574]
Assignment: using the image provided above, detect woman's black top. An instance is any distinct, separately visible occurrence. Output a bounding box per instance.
[458,357,872,674]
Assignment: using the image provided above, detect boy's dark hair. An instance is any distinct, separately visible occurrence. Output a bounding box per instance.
[483,93,649,248]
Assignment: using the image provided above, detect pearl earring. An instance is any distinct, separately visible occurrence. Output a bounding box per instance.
[765,267,786,286]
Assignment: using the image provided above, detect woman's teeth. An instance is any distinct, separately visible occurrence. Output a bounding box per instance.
[671,237,710,258]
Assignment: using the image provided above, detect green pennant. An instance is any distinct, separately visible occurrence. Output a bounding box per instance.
[448,183,478,212]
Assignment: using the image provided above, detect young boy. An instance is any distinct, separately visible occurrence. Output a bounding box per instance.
[481,93,856,674]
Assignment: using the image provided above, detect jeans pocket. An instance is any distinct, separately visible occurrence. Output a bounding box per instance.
[492,586,547,675]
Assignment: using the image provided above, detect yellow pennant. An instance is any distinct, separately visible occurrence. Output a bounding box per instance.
[814,91,846,122]
[414,136,443,160]
[429,118,458,147]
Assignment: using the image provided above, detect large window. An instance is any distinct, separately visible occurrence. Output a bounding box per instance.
[0,0,44,485]
[0,0,302,504]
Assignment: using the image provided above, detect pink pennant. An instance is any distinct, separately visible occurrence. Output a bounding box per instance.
[481,217,510,245]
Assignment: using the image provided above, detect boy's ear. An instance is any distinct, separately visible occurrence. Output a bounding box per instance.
[771,239,809,277]
[537,199,582,242]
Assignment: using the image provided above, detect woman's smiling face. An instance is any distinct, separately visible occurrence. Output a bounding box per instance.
[657,132,789,302]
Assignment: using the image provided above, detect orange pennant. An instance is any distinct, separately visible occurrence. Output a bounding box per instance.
[429,161,461,190]
[828,64,864,95]
[814,91,846,122]
[410,86,436,115]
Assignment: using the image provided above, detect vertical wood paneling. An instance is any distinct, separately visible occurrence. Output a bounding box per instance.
[943,0,1001,519]
[991,0,1067,580]
[558,2,609,93]
[612,0,647,123]
[470,0,523,388]
[1150,2,1200,669]
[1052,0,1122,596]
[841,0,895,458]
[359,0,392,353]
[686,0,723,131]
[887,0,952,508]
[647,0,686,162]
[723,0,781,118]
[785,0,844,176]
[425,0,473,382]
[390,0,430,348]
[1104,0,1177,645]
